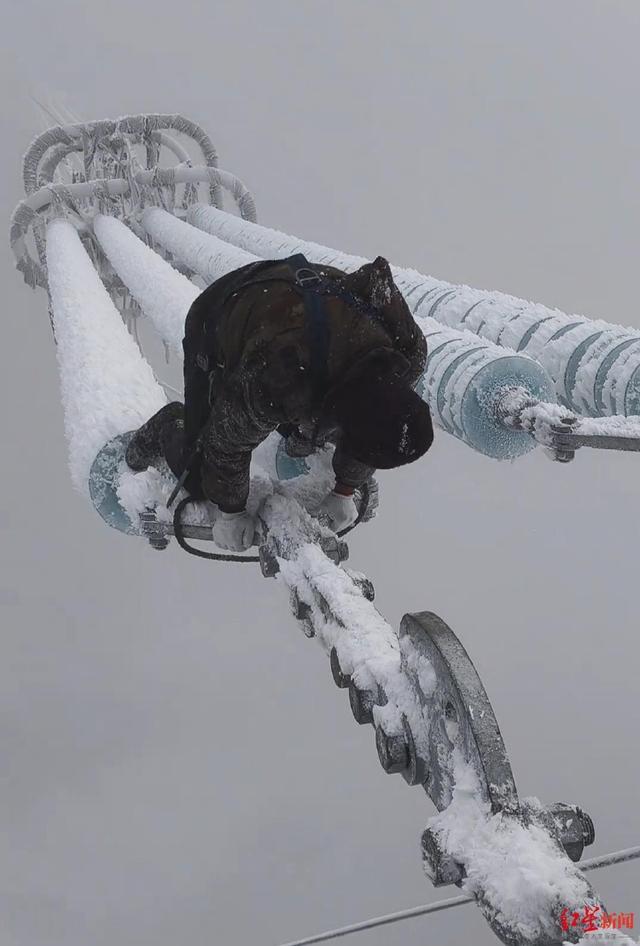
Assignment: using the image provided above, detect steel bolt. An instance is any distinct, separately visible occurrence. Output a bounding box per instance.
[289,591,315,638]
[577,808,595,847]
[349,683,374,725]
[546,802,596,862]
[258,546,279,578]
[421,827,464,886]
[375,727,409,774]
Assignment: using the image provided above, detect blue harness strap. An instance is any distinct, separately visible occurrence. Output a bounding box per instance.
[304,287,331,405]
[288,256,331,407]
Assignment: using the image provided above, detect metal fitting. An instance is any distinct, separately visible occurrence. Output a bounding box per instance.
[375,727,409,774]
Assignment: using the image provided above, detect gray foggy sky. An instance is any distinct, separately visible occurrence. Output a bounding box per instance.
[1,2,638,945]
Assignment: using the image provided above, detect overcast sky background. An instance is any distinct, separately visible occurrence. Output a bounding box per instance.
[1,3,639,945]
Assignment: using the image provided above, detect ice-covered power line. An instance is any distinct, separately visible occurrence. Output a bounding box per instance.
[93,213,199,351]
[277,893,472,946]
[142,206,255,286]
[276,846,640,946]
[45,217,166,493]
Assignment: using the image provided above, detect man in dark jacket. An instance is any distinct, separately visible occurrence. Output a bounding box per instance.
[126,254,433,552]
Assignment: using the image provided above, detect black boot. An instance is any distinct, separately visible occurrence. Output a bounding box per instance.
[125,402,185,471]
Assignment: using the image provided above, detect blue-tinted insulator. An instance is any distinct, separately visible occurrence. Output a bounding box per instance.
[88,432,137,533]
[275,439,311,480]
[418,338,555,459]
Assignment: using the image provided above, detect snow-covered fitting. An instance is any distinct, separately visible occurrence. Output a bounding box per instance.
[11,114,256,293]
[186,204,640,419]
[140,207,555,461]
[263,504,602,946]
[45,218,166,494]
[23,114,222,198]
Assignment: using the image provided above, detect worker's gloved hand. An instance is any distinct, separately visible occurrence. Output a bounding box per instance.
[314,489,358,533]
[211,507,256,552]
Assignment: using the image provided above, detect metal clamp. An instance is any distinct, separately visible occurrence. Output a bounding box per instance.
[495,387,640,460]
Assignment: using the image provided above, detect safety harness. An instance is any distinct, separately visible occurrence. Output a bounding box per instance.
[190,253,384,407]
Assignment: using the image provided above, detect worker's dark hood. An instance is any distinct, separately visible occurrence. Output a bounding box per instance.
[321,348,434,469]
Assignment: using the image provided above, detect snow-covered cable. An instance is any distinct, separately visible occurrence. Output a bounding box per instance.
[188,201,363,269]
[93,213,199,351]
[141,207,256,284]
[45,218,166,494]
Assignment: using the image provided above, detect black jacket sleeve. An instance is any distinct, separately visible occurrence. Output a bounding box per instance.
[331,440,374,491]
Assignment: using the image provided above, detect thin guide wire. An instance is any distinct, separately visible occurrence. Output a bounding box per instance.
[276,846,640,946]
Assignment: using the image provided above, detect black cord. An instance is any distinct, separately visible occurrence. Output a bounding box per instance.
[172,483,370,563]
[172,497,260,563]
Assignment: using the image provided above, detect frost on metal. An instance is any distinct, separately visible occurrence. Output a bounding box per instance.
[11,113,256,294]
[93,213,199,352]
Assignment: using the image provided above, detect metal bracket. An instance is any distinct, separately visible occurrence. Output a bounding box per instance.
[550,421,640,457]
[495,387,640,461]
[259,534,349,578]
[310,607,601,946]
[398,611,518,812]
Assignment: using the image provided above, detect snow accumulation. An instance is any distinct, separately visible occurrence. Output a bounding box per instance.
[46,218,166,494]
[114,428,330,528]
[577,413,640,438]
[116,460,211,528]
[428,751,599,944]
[142,206,255,286]
[262,488,424,742]
[93,213,199,351]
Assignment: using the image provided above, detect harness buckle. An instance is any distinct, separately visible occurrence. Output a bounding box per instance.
[295,267,322,288]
